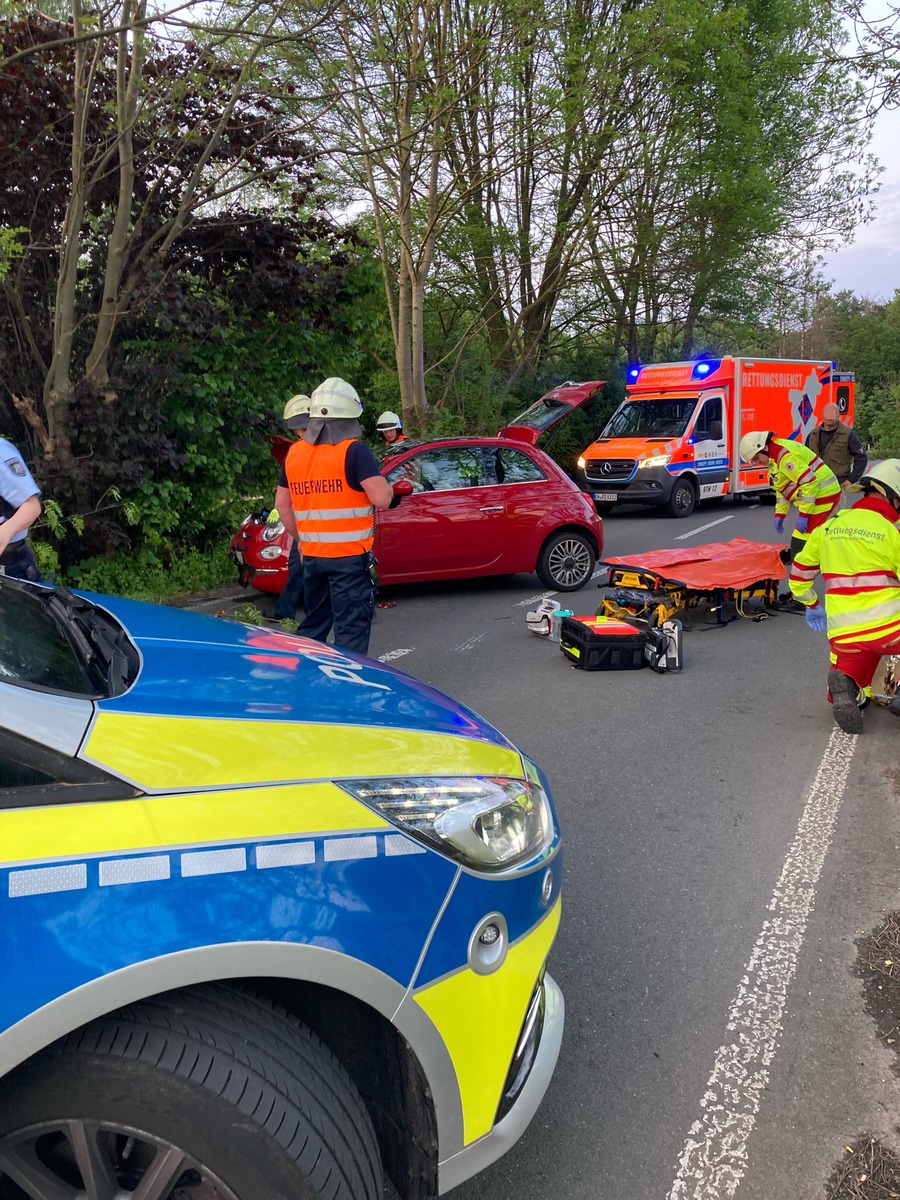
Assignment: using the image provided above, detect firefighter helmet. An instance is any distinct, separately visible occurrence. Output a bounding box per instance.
[310,378,363,420]
[739,431,771,462]
[283,394,311,429]
[376,410,402,431]
[860,459,900,504]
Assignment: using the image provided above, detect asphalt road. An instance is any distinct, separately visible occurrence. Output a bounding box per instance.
[219,496,900,1200]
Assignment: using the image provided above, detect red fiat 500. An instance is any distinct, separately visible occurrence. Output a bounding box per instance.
[231,382,605,593]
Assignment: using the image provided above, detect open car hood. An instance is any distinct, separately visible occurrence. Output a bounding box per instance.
[499,380,605,445]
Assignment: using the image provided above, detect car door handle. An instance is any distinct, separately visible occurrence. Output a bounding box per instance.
[479,505,504,513]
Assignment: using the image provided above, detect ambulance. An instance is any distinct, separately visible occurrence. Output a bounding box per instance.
[576,357,855,517]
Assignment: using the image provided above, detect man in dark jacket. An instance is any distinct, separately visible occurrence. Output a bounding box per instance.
[805,403,867,493]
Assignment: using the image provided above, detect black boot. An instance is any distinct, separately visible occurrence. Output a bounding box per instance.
[828,669,864,734]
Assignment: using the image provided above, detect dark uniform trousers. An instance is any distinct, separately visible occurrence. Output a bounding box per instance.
[0,541,41,581]
[273,540,304,620]
[298,554,375,656]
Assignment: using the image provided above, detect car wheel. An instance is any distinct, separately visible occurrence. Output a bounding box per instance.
[0,984,382,1200]
[537,531,596,591]
[665,478,696,518]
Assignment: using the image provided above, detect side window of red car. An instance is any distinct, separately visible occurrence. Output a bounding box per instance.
[392,448,488,492]
[496,447,547,484]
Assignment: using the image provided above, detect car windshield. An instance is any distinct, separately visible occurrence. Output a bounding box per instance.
[601,398,697,438]
[0,581,137,697]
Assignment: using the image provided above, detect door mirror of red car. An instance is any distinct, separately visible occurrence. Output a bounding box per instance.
[392,479,415,496]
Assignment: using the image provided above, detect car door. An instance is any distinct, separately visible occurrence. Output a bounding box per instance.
[376,446,507,581]
[689,394,730,498]
[484,444,553,568]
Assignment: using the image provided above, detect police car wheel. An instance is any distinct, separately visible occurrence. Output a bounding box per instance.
[537,531,596,591]
[0,984,382,1200]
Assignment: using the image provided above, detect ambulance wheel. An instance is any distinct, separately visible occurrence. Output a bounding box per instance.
[0,984,382,1200]
[666,478,696,518]
[537,530,596,590]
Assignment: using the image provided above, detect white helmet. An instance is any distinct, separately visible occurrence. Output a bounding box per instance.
[860,458,900,503]
[283,393,311,429]
[376,410,402,431]
[739,430,771,462]
[310,377,362,419]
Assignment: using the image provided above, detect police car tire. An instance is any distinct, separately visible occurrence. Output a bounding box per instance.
[0,983,382,1200]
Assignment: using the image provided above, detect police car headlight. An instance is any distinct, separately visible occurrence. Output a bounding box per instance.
[339,776,554,871]
[638,454,672,468]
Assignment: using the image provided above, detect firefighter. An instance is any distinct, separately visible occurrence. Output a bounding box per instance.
[0,436,42,581]
[376,411,408,447]
[274,378,401,655]
[788,459,900,734]
[270,395,310,622]
[739,430,841,561]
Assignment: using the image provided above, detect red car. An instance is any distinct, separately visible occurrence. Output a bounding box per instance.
[231,381,605,593]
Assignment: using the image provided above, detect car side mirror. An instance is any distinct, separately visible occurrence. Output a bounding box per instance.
[392,479,414,496]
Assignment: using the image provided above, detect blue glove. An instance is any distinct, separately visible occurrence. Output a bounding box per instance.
[805,604,827,633]
[773,515,785,533]
[795,514,809,534]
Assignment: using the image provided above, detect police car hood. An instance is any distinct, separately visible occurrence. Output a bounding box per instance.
[90,593,514,749]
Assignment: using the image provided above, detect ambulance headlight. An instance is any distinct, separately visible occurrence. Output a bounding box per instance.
[639,454,672,468]
[577,455,586,469]
[339,775,554,870]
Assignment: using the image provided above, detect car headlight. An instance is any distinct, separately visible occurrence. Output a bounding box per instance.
[260,545,284,559]
[638,454,672,468]
[339,775,554,871]
[262,520,285,541]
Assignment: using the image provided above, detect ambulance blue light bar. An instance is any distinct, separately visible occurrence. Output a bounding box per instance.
[691,359,720,379]
[627,365,641,382]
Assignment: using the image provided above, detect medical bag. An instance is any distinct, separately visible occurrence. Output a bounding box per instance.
[558,615,647,670]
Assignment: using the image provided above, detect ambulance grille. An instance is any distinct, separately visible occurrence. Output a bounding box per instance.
[585,458,635,482]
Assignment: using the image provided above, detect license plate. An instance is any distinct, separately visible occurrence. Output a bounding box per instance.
[593,492,617,502]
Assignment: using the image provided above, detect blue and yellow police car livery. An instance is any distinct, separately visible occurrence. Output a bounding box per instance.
[0,578,563,1200]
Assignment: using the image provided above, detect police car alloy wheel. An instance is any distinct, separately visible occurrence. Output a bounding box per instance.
[0,984,381,1200]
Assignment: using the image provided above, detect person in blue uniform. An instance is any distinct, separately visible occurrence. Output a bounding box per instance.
[0,437,42,581]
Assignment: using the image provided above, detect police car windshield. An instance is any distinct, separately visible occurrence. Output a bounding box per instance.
[0,581,103,696]
[602,398,697,439]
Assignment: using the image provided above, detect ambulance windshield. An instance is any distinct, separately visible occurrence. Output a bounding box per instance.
[601,398,697,439]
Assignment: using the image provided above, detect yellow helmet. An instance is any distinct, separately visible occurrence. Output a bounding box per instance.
[739,431,770,462]
[859,458,900,503]
[283,394,311,429]
[310,378,362,419]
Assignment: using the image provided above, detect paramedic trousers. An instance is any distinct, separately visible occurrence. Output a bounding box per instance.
[273,540,304,619]
[829,631,900,693]
[789,492,841,561]
[298,553,376,656]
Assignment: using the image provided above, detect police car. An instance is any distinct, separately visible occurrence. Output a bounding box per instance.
[0,577,563,1200]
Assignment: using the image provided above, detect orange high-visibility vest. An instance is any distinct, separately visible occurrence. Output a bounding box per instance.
[284,439,375,558]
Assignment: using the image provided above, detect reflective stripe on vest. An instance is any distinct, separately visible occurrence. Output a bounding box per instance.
[771,439,838,513]
[284,438,375,558]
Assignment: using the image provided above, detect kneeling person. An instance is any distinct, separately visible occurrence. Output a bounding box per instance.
[788,460,900,734]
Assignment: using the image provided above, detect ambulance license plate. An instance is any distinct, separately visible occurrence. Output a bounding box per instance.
[593,492,617,502]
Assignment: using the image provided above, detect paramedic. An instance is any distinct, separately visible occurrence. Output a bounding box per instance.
[739,430,840,561]
[0,436,42,581]
[805,403,867,493]
[274,378,400,655]
[271,394,309,622]
[788,459,900,734]
[376,411,408,447]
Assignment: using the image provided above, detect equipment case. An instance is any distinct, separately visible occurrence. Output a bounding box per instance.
[559,615,647,671]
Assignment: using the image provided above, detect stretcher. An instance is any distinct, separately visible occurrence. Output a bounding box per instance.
[597,538,790,627]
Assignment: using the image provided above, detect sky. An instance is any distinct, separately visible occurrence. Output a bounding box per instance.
[823,109,900,300]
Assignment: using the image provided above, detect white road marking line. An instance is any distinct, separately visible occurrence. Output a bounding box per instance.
[377,648,415,662]
[674,514,735,540]
[453,632,488,652]
[517,591,557,606]
[667,727,858,1200]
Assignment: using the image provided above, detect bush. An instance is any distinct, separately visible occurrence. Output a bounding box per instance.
[64,543,237,602]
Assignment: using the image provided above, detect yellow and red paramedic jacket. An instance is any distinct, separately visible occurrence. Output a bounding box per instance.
[284,439,374,558]
[769,437,840,518]
[789,495,900,646]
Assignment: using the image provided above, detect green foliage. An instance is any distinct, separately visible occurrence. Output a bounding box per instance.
[863,383,900,457]
[65,543,237,602]
[0,226,25,282]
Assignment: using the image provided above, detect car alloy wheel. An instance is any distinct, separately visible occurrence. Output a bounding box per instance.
[538,532,595,590]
